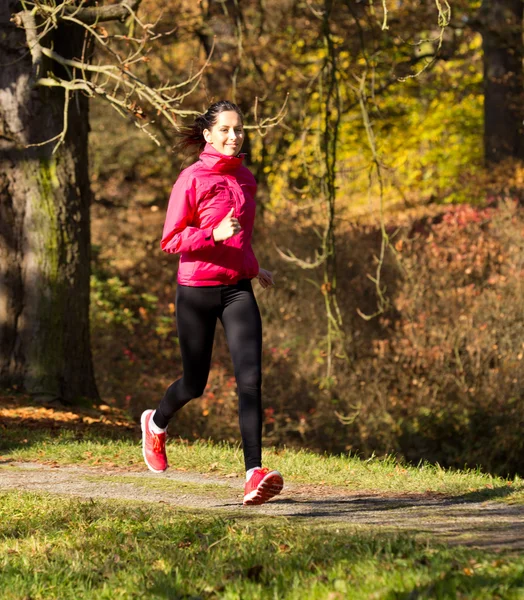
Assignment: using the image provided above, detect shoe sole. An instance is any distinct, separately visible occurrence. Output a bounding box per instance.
[243,472,284,505]
[141,410,168,474]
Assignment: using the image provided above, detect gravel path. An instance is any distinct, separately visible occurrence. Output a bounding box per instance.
[1,461,522,550]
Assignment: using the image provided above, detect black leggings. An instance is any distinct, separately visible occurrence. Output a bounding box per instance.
[153,279,263,471]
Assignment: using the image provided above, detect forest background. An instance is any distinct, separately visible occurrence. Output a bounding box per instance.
[1,0,523,477]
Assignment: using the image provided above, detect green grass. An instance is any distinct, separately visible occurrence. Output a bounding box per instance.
[1,491,523,600]
[2,426,523,504]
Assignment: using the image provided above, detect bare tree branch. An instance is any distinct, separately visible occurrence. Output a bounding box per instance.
[37,0,144,25]
[11,1,209,152]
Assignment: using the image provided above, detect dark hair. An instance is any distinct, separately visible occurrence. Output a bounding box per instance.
[177,101,243,151]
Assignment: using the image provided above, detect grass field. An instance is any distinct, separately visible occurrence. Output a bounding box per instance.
[1,491,524,600]
[1,397,524,598]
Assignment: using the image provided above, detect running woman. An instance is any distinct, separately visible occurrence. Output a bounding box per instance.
[141,100,284,506]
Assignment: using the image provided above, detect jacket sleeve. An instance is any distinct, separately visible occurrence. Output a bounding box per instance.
[160,175,216,254]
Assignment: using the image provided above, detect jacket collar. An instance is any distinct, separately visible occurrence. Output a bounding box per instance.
[199,143,246,173]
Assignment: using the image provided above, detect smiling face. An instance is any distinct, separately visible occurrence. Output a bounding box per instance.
[203,110,244,156]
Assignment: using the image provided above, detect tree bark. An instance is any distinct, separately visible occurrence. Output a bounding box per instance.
[0,2,98,402]
[480,0,524,163]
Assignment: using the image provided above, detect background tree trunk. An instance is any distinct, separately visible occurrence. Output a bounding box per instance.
[480,0,524,163]
[0,2,98,403]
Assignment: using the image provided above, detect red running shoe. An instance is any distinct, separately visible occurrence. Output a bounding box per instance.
[141,410,168,473]
[243,468,284,505]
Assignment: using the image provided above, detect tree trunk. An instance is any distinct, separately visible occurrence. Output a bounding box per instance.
[480,0,524,163]
[0,2,98,403]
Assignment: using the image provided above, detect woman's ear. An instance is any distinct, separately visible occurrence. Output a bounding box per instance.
[203,129,212,144]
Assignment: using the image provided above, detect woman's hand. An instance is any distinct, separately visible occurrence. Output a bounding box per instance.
[256,268,274,289]
[212,208,242,242]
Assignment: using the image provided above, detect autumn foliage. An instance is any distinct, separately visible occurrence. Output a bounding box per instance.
[88,191,523,477]
[2,0,515,476]
[80,0,524,477]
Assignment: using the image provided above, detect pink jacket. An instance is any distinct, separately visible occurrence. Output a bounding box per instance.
[161,143,259,286]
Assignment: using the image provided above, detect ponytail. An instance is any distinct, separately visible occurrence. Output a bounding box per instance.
[176,100,243,152]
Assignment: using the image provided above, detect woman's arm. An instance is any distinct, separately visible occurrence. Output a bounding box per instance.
[160,176,216,254]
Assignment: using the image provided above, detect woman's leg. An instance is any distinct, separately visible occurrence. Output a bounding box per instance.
[220,281,263,471]
[153,285,219,429]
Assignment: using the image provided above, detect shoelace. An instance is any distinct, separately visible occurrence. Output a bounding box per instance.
[152,433,165,454]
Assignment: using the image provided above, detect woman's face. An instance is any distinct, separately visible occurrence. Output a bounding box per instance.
[203,110,244,156]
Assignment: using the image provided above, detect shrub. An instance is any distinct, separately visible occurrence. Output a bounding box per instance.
[90,199,523,476]
[255,199,523,476]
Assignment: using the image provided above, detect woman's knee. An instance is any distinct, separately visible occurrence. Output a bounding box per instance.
[235,369,261,392]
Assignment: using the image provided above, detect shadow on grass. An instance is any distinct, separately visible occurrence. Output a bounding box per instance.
[227,497,524,550]
[4,488,522,600]
[389,569,524,599]
[453,485,516,503]
[0,392,138,454]
[135,527,524,599]
[272,493,523,515]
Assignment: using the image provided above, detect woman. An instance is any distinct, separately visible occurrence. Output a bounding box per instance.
[141,100,284,506]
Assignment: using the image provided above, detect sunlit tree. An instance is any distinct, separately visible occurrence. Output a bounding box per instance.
[0,0,202,403]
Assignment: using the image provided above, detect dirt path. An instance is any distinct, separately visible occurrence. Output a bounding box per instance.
[1,461,522,551]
